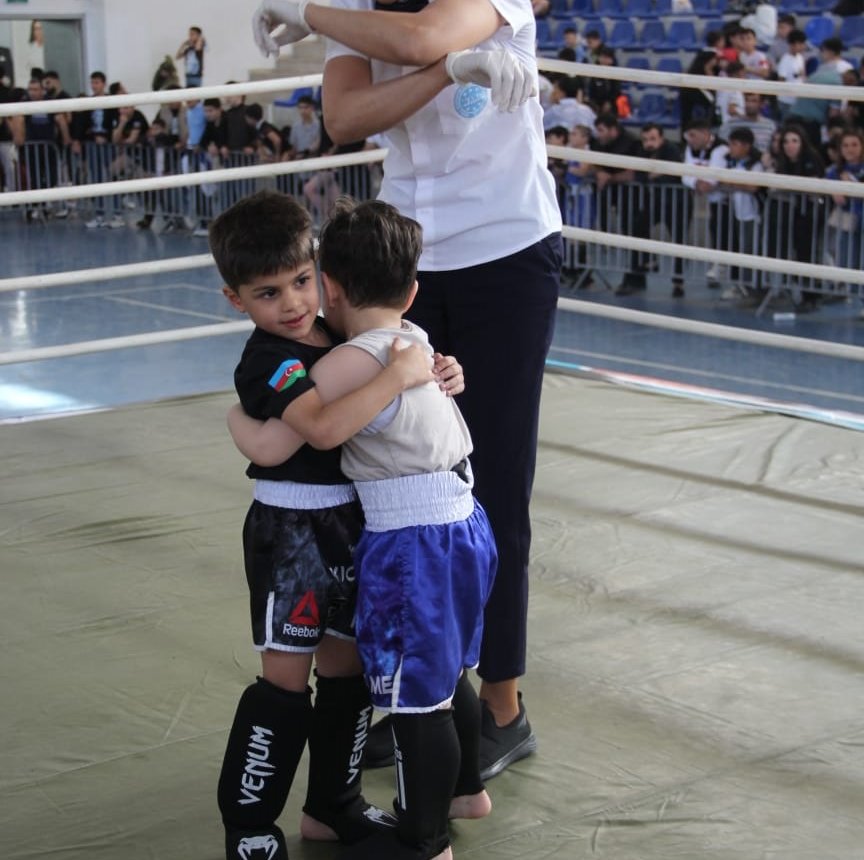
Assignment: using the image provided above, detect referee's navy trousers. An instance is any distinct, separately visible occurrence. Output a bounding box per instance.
[408,233,563,683]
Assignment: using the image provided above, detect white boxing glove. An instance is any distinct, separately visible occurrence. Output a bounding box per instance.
[444,48,535,113]
[252,0,313,57]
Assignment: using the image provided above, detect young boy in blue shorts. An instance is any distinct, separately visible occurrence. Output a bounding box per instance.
[208,190,463,860]
[229,198,498,860]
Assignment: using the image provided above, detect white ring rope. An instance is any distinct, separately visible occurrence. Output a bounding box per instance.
[0,75,324,119]
[0,148,387,207]
[546,144,864,198]
[557,296,864,362]
[0,255,214,292]
[537,58,864,103]
[561,225,864,286]
[0,321,252,366]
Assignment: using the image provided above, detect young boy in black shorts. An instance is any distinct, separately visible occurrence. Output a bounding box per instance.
[228,198,497,860]
[208,190,462,860]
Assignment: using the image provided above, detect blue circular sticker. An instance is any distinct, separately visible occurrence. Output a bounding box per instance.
[453,84,489,118]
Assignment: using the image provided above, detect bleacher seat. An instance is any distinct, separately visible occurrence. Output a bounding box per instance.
[664,20,700,51]
[713,0,727,11]
[839,16,864,49]
[535,18,559,52]
[570,0,597,16]
[601,0,630,17]
[804,16,836,46]
[654,0,673,13]
[608,19,639,49]
[625,55,652,89]
[623,90,678,128]
[691,0,711,13]
[628,0,657,17]
[549,0,573,18]
[640,20,670,50]
[656,56,683,74]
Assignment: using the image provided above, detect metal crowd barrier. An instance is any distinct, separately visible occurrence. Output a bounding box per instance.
[557,177,863,310]
[5,141,379,229]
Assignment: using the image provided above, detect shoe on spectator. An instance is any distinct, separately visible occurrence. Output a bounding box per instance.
[671,281,685,298]
[54,207,69,219]
[361,715,395,769]
[137,216,153,230]
[479,693,537,781]
[706,264,728,286]
[85,216,106,229]
[192,225,209,238]
[107,215,126,229]
[720,285,746,300]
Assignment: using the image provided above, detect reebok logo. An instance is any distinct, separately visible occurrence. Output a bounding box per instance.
[289,590,319,627]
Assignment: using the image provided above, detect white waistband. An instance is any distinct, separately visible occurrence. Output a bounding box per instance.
[253,479,356,510]
[355,465,474,532]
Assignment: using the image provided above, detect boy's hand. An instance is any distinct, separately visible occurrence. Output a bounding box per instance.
[433,352,465,397]
[387,338,434,390]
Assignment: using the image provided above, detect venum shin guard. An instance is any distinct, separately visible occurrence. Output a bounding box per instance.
[303,673,397,843]
[218,678,313,859]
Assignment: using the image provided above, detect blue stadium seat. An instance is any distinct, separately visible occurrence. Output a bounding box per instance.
[582,19,607,42]
[839,16,864,48]
[804,15,835,47]
[608,19,638,49]
[626,54,652,72]
[623,90,677,128]
[691,0,711,12]
[713,0,727,11]
[549,0,573,18]
[570,0,597,16]
[640,20,670,50]
[535,17,559,52]
[656,56,683,74]
[663,19,700,50]
[628,0,657,17]
[601,0,629,17]
[653,0,673,12]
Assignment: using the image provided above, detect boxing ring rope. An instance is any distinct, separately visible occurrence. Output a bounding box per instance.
[3,70,864,373]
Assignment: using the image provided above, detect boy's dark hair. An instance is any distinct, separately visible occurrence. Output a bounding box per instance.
[204,97,222,109]
[728,126,755,145]
[556,75,581,98]
[190,26,203,36]
[296,94,316,108]
[209,191,313,291]
[778,13,796,25]
[109,81,124,95]
[787,29,806,45]
[90,71,106,83]
[596,112,620,130]
[585,29,601,40]
[245,103,264,122]
[319,198,422,310]
[821,37,844,55]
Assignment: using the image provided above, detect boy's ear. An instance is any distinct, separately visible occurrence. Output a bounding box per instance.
[402,280,419,313]
[222,286,246,313]
[320,272,341,307]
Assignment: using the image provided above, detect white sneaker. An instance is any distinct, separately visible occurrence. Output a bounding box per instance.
[106,215,126,229]
[192,225,209,238]
[720,285,745,300]
[85,216,105,229]
[706,263,729,281]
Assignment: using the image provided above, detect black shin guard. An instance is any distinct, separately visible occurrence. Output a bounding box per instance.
[451,672,484,797]
[218,678,313,858]
[303,673,396,842]
[392,710,459,857]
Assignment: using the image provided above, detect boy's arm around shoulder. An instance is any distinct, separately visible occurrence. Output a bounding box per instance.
[281,339,432,450]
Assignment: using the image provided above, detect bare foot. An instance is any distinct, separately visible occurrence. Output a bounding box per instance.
[299,812,339,841]
[449,789,492,820]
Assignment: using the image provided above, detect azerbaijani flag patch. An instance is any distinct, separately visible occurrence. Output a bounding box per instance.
[268,358,307,392]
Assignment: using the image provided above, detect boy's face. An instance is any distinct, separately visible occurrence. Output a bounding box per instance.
[223,261,322,345]
[728,139,751,161]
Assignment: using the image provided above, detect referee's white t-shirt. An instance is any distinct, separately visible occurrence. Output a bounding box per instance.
[325,0,562,271]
